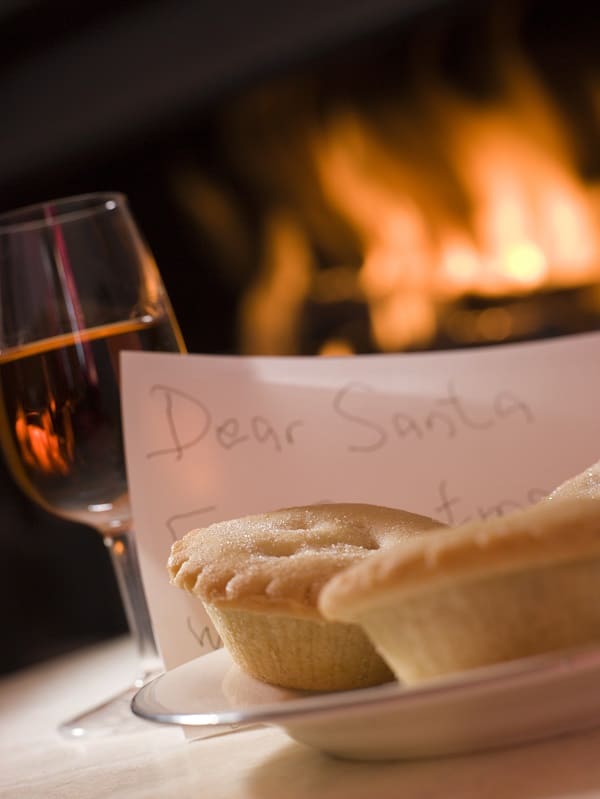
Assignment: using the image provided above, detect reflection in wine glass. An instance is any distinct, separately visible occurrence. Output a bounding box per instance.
[0,193,185,737]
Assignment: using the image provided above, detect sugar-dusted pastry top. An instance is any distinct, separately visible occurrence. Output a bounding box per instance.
[546,459,600,503]
[168,503,443,618]
[319,494,600,621]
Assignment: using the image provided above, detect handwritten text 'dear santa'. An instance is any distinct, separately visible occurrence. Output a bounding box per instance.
[144,384,304,461]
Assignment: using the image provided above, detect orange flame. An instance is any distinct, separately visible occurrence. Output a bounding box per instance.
[306,47,600,349]
[178,22,600,354]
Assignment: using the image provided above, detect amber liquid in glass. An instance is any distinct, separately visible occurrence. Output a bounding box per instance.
[0,315,180,534]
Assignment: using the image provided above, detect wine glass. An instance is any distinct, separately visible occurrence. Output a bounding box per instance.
[0,192,185,737]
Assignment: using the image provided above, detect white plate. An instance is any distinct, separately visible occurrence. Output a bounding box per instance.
[132,645,600,761]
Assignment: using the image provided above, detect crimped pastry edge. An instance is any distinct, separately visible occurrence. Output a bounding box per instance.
[168,502,443,615]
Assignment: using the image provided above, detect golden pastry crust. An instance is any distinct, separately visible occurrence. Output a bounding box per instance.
[206,605,394,691]
[319,496,600,620]
[320,477,600,684]
[168,503,443,619]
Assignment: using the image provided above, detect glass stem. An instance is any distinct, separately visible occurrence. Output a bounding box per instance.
[104,530,162,681]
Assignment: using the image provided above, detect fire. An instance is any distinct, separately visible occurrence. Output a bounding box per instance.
[240,210,313,354]
[435,65,599,294]
[305,46,600,350]
[175,12,600,354]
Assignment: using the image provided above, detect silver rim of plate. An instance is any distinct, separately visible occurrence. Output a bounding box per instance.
[131,643,600,728]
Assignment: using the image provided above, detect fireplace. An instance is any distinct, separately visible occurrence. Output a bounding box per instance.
[3,0,600,358]
[162,0,600,356]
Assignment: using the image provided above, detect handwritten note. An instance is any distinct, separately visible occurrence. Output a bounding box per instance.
[121,332,600,672]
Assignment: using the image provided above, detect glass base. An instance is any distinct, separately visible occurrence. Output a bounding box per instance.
[58,674,160,739]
